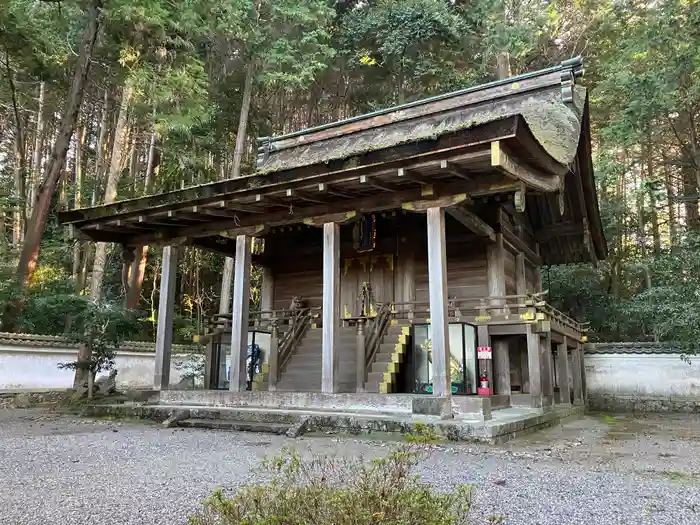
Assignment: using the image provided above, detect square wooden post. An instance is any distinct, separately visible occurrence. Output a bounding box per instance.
[356,318,366,392]
[154,245,178,390]
[540,331,554,407]
[260,266,274,313]
[556,337,571,405]
[268,317,279,391]
[525,324,542,407]
[579,343,588,402]
[520,337,530,393]
[426,207,450,397]
[229,235,251,392]
[488,235,510,394]
[322,222,340,393]
[570,343,584,405]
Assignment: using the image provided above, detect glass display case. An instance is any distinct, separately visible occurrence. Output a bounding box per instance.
[412,323,477,395]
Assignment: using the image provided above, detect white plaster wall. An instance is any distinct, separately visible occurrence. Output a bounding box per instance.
[586,353,700,397]
[0,344,193,390]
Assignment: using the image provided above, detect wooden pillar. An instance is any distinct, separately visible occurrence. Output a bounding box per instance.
[570,343,584,405]
[525,324,542,406]
[356,318,366,392]
[534,244,543,293]
[268,317,279,391]
[579,343,587,402]
[426,207,450,397]
[515,253,527,296]
[556,337,571,404]
[493,339,511,394]
[488,234,509,394]
[540,331,554,407]
[401,244,416,304]
[261,266,274,312]
[322,222,340,393]
[154,245,178,390]
[519,337,530,393]
[229,235,252,392]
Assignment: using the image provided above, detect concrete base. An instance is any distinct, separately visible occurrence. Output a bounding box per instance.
[451,396,491,421]
[412,396,453,419]
[490,394,510,410]
[85,390,584,443]
[159,390,492,419]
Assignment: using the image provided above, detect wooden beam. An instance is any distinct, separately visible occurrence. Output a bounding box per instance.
[440,160,472,180]
[219,224,267,238]
[402,193,469,212]
[446,204,496,242]
[318,183,354,199]
[488,324,528,336]
[503,227,542,266]
[491,141,562,192]
[255,193,289,208]
[303,211,357,227]
[359,175,397,192]
[397,167,432,185]
[535,222,584,241]
[207,200,264,214]
[126,184,472,245]
[286,188,325,204]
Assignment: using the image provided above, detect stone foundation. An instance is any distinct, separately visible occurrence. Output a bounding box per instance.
[0,389,73,409]
[588,393,700,414]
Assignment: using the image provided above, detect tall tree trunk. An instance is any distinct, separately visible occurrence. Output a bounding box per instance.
[646,141,661,255]
[126,123,159,309]
[76,91,109,293]
[72,126,86,284]
[11,0,103,301]
[636,168,646,257]
[91,80,133,301]
[28,81,46,219]
[5,51,27,247]
[219,60,255,315]
[682,163,699,231]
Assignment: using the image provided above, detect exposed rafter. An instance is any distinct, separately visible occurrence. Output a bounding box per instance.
[446,204,496,242]
[491,141,561,192]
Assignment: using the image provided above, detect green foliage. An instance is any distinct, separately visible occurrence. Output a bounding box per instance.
[189,446,473,525]
[3,0,700,351]
[405,422,444,444]
[58,299,141,374]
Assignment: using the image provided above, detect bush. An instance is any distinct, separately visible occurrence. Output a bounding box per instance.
[189,446,472,525]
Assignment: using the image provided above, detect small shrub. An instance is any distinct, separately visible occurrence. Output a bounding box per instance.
[189,446,472,525]
[405,422,444,445]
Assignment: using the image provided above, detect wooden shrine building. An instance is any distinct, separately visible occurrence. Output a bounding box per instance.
[61,57,605,414]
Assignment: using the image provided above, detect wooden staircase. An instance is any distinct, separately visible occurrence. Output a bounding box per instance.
[364,321,412,393]
[274,326,358,392]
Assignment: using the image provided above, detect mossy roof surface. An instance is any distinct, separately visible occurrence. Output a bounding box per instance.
[258,85,586,175]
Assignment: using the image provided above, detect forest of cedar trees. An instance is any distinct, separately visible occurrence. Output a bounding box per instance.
[1,0,699,348]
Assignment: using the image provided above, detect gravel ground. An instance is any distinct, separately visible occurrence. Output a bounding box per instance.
[1,409,700,525]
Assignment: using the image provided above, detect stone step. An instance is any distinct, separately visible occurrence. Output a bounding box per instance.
[178,418,291,434]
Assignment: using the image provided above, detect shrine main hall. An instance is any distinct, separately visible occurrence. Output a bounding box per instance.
[62,58,605,433]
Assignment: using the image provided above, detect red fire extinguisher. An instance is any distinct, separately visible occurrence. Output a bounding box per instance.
[480,372,489,389]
